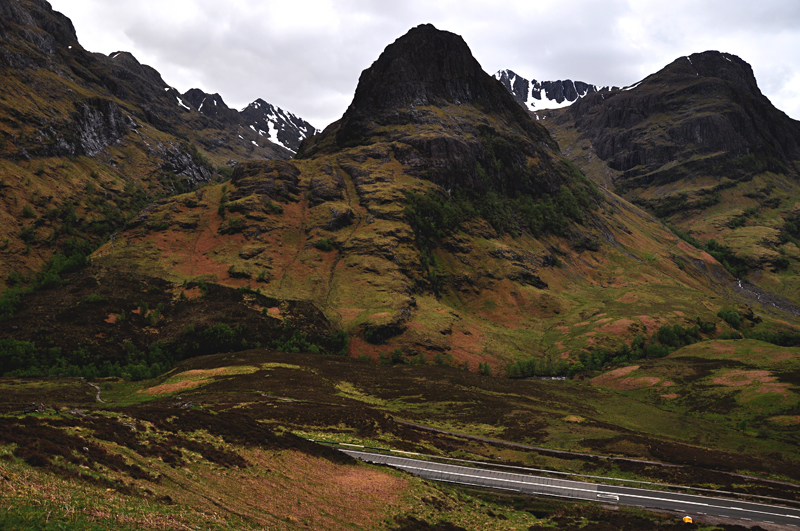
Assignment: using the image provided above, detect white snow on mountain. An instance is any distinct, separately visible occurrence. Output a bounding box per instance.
[494,70,616,112]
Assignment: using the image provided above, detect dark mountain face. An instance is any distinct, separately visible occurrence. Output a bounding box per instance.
[494,69,616,111]
[182,89,240,126]
[299,24,582,198]
[0,0,77,64]
[346,24,517,114]
[556,51,800,189]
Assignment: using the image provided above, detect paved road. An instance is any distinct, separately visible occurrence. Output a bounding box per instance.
[344,450,800,527]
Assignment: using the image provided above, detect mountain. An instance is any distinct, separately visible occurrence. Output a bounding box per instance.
[0,0,315,286]
[6,22,786,381]
[494,69,616,113]
[182,89,318,153]
[240,98,319,153]
[536,51,800,306]
[4,18,800,530]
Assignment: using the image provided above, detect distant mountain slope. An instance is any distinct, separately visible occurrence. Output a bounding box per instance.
[240,98,318,153]
[0,0,315,286]
[540,51,800,305]
[494,69,616,112]
[182,90,318,154]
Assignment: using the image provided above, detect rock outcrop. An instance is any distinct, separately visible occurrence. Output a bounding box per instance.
[494,69,616,111]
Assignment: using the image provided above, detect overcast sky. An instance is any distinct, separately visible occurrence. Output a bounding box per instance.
[48,0,800,129]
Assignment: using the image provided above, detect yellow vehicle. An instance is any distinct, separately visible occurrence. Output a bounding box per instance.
[683,516,693,524]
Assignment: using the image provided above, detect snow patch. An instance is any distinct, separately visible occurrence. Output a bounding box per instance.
[198,97,206,111]
[251,141,258,146]
[177,97,191,111]
[623,80,643,91]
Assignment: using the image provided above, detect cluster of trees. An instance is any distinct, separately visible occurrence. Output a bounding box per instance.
[377,348,454,367]
[0,338,173,381]
[0,318,350,381]
[667,224,750,278]
[510,309,800,379]
[508,318,717,379]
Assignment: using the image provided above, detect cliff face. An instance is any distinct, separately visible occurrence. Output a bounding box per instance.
[494,69,615,112]
[300,24,577,198]
[556,51,800,188]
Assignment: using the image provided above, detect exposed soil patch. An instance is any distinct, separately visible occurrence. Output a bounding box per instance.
[614,376,661,390]
[713,370,773,387]
[711,370,791,400]
[591,365,639,386]
[596,318,636,336]
[770,416,800,426]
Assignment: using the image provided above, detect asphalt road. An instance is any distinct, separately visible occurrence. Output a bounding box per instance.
[343,449,800,527]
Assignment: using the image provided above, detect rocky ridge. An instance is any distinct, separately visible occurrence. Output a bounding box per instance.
[494,69,616,113]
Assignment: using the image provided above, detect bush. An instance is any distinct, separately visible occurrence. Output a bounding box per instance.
[314,238,334,252]
[717,309,741,330]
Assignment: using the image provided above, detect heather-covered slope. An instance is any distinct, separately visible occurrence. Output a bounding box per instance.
[541,51,800,306]
[0,0,312,286]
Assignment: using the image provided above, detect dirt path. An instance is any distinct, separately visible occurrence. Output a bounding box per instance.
[276,190,310,292]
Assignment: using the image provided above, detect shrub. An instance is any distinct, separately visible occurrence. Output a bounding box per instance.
[21,205,35,218]
[717,309,741,330]
[314,238,334,252]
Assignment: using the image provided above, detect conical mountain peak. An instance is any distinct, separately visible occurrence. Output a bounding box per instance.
[346,23,510,113]
[301,24,541,158]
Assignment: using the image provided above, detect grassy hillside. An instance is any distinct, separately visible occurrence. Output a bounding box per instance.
[2,346,799,529]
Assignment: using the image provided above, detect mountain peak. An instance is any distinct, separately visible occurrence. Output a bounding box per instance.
[346,23,492,113]
[306,24,536,154]
[664,51,761,96]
